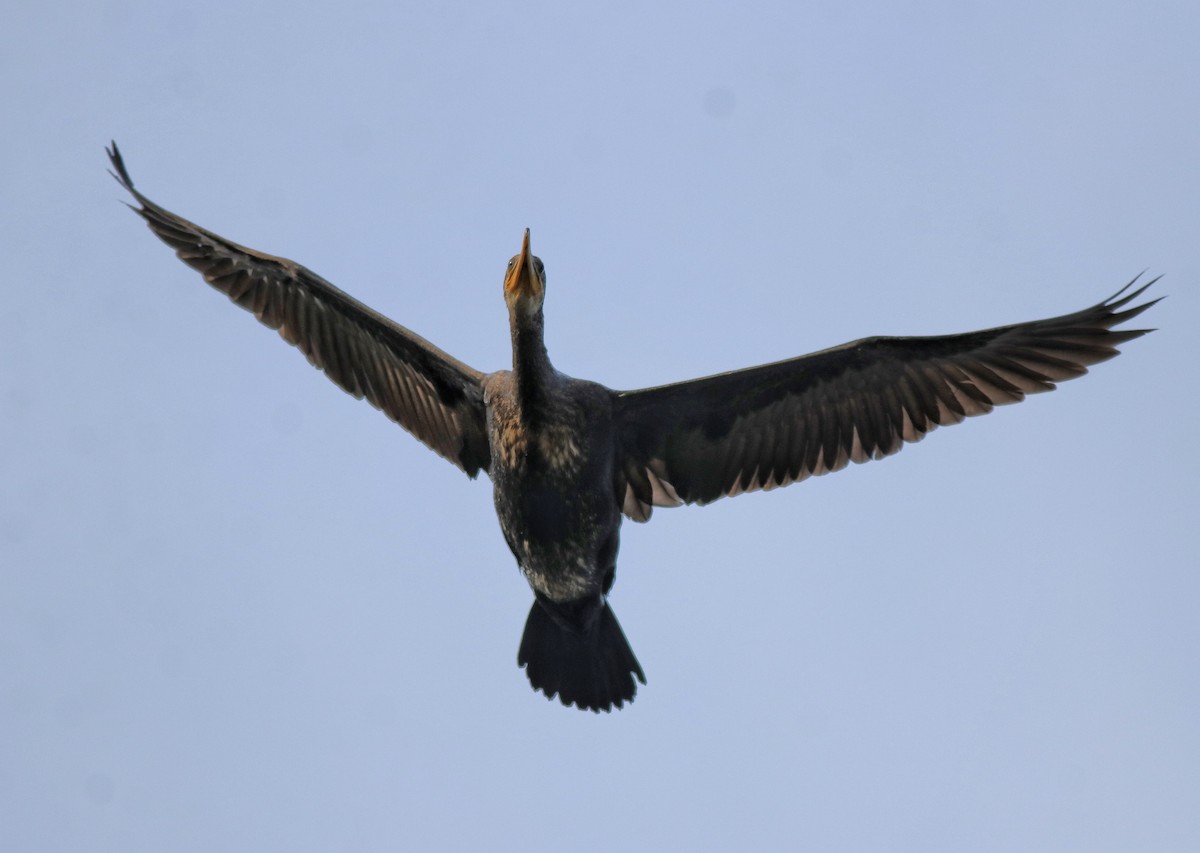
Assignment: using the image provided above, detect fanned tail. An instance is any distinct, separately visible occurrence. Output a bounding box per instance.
[518,595,646,712]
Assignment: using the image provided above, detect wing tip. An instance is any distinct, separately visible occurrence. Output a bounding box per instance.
[1103,271,1164,310]
[106,140,156,222]
[106,140,136,192]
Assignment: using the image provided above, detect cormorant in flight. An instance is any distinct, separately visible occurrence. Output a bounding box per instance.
[107,143,1158,712]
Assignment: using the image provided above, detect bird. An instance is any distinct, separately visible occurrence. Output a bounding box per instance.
[106,142,1159,713]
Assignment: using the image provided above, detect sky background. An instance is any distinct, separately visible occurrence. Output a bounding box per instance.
[3,1,1198,850]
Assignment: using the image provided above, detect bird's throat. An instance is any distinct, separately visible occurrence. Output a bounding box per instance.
[511,310,553,416]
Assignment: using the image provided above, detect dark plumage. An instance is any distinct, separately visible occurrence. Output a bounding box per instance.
[107,142,1159,712]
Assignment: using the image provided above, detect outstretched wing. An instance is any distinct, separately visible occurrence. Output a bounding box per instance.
[615,280,1158,520]
[108,143,491,477]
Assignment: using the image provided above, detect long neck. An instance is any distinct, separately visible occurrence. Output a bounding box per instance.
[510,308,553,416]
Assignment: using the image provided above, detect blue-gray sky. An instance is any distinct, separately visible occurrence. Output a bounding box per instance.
[3,1,1197,850]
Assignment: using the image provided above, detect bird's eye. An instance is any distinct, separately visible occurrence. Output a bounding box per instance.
[506,258,516,272]
[534,258,545,277]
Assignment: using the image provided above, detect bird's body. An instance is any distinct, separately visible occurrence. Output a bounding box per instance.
[486,369,617,602]
[107,143,1158,712]
[486,374,643,709]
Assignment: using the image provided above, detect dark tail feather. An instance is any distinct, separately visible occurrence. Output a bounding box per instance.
[518,595,646,712]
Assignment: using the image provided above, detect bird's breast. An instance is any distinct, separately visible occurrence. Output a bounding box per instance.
[489,406,587,476]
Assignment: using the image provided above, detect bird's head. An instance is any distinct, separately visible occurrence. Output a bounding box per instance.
[503,228,546,317]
